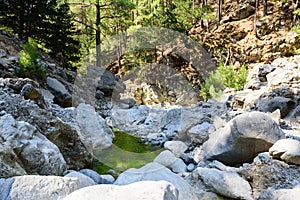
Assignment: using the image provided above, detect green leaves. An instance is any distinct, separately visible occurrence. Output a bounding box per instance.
[200,62,248,100]
[18,37,46,79]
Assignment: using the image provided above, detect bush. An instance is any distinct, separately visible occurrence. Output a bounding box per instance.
[18,37,46,79]
[200,62,248,100]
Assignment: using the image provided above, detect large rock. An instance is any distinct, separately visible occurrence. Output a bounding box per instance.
[269,139,300,165]
[203,112,285,165]
[46,77,72,107]
[0,91,93,170]
[75,103,114,151]
[97,69,126,97]
[197,167,253,200]
[7,175,79,200]
[0,114,67,176]
[115,162,198,200]
[63,180,178,200]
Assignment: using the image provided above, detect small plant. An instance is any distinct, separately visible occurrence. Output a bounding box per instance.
[200,62,248,100]
[18,37,46,79]
[292,9,300,54]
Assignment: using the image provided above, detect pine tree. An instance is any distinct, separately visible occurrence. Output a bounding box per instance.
[0,0,81,70]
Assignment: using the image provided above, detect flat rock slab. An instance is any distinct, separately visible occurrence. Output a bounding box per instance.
[63,181,178,200]
[203,112,285,165]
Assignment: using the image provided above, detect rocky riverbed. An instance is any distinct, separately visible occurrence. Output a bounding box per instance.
[0,31,300,200]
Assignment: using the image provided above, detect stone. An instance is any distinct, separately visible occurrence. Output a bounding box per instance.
[0,177,14,200]
[154,150,186,173]
[75,103,114,151]
[20,83,45,107]
[0,114,67,176]
[79,169,103,184]
[164,141,188,157]
[267,68,294,88]
[0,141,27,178]
[203,112,285,165]
[9,175,79,200]
[99,175,115,184]
[239,153,300,199]
[64,171,96,188]
[0,90,92,170]
[197,168,253,200]
[187,122,212,144]
[256,97,296,118]
[63,181,178,200]
[115,162,198,200]
[269,139,300,165]
[187,163,195,172]
[258,64,276,82]
[46,77,72,107]
[97,69,125,97]
[259,185,300,200]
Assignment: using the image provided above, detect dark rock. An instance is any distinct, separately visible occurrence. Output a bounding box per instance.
[20,83,45,107]
[46,77,72,107]
[256,97,296,118]
[258,64,276,82]
[97,69,125,98]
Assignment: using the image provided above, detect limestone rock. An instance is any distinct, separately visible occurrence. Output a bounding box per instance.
[9,175,79,200]
[115,162,198,200]
[187,122,212,144]
[46,77,72,107]
[0,114,67,176]
[79,169,104,184]
[154,150,186,173]
[64,171,96,188]
[259,185,300,200]
[197,167,253,200]
[203,112,285,165]
[0,142,27,178]
[75,103,114,151]
[164,141,188,157]
[63,181,178,200]
[269,139,300,165]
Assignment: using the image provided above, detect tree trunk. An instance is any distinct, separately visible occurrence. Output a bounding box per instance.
[263,0,268,16]
[96,0,101,67]
[217,0,222,25]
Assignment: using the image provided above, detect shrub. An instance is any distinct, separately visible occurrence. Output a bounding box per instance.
[18,37,46,79]
[292,9,300,54]
[200,62,248,100]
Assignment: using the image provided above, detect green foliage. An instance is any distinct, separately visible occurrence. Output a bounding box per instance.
[200,62,248,100]
[18,37,46,79]
[0,0,81,70]
[292,9,300,54]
